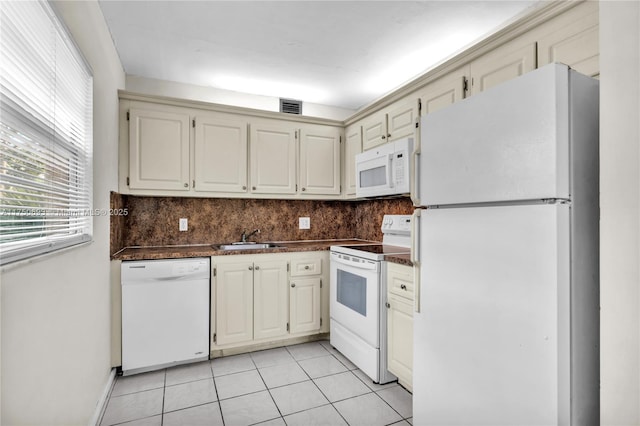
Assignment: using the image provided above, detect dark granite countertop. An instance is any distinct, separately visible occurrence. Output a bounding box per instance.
[111,239,414,266]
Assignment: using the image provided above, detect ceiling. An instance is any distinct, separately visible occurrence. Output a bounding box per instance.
[99,1,540,111]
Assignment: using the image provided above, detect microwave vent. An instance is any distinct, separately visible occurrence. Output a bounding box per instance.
[280,98,302,115]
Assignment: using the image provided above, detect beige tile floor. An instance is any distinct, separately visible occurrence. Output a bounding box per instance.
[100,340,412,426]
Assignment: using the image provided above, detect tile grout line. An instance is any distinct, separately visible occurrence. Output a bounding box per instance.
[289,344,353,426]
[160,368,167,426]
[251,350,287,425]
[209,359,227,426]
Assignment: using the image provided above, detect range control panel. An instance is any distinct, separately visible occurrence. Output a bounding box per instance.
[381,214,412,235]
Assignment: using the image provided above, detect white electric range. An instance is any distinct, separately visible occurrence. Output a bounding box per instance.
[329,214,412,384]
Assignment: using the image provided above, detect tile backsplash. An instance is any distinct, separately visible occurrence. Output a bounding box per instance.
[110,193,414,255]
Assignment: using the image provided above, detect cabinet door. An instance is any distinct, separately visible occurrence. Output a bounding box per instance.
[537,4,599,78]
[387,293,413,390]
[254,260,289,340]
[215,262,254,346]
[386,98,419,142]
[290,277,321,334]
[299,127,341,195]
[419,68,468,115]
[387,263,414,300]
[129,109,190,191]
[344,124,362,196]
[250,124,297,194]
[361,113,387,151]
[469,42,537,95]
[194,116,248,193]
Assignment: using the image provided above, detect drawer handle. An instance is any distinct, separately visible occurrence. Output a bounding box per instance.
[400,284,407,290]
[291,283,296,288]
[304,265,310,270]
[255,266,260,270]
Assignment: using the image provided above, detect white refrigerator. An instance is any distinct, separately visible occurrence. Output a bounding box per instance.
[412,63,599,425]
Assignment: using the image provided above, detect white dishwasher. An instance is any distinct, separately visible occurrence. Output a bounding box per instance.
[121,258,210,375]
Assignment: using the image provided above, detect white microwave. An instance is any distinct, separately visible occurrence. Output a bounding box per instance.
[355,138,413,198]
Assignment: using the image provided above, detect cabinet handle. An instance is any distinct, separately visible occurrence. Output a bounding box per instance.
[255,265,260,270]
[387,133,391,138]
[291,283,296,288]
[252,186,256,190]
[385,302,391,308]
[304,265,310,270]
[184,183,188,188]
[400,284,407,290]
[248,266,253,270]
[242,186,247,190]
[381,135,386,140]
[302,187,306,191]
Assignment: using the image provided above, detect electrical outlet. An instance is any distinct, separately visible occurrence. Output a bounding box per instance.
[179,218,188,232]
[299,217,310,229]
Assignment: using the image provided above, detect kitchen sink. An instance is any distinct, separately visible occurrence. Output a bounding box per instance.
[213,242,283,251]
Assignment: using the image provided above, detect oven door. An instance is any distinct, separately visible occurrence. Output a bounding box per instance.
[330,251,380,347]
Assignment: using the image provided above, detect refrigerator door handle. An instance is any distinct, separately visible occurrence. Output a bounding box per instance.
[411,208,421,313]
[410,139,421,206]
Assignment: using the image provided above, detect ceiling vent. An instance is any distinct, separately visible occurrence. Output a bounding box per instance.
[280,98,302,115]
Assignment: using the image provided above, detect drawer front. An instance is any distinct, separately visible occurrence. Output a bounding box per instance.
[387,262,414,300]
[290,257,322,277]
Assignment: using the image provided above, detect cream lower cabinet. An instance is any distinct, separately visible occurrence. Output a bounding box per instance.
[212,251,328,351]
[214,261,255,346]
[254,260,290,340]
[214,258,288,346]
[386,262,414,391]
[289,254,324,334]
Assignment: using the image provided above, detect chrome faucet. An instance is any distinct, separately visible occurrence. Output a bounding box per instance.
[241,228,260,242]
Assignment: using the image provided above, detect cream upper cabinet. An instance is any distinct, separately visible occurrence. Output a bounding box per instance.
[469,41,537,96]
[250,124,297,194]
[386,98,419,142]
[215,261,254,346]
[361,98,419,151]
[194,116,248,193]
[128,108,190,191]
[299,126,341,195]
[537,2,599,78]
[419,67,468,115]
[386,262,414,391]
[361,113,388,151]
[253,260,289,340]
[344,124,362,196]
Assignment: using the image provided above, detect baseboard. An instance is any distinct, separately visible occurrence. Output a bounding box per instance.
[89,368,116,426]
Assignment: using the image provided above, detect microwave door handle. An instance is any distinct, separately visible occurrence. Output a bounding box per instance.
[388,154,394,188]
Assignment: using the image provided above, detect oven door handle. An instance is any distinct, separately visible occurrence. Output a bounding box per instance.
[330,252,378,271]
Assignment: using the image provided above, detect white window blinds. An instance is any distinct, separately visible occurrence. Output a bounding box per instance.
[0,1,93,265]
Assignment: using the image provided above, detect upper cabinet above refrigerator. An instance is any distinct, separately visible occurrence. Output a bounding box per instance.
[415,63,599,207]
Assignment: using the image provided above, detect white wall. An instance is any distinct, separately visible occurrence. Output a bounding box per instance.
[0,1,125,424]
[600,1,640,424]
[126,75,355,121]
